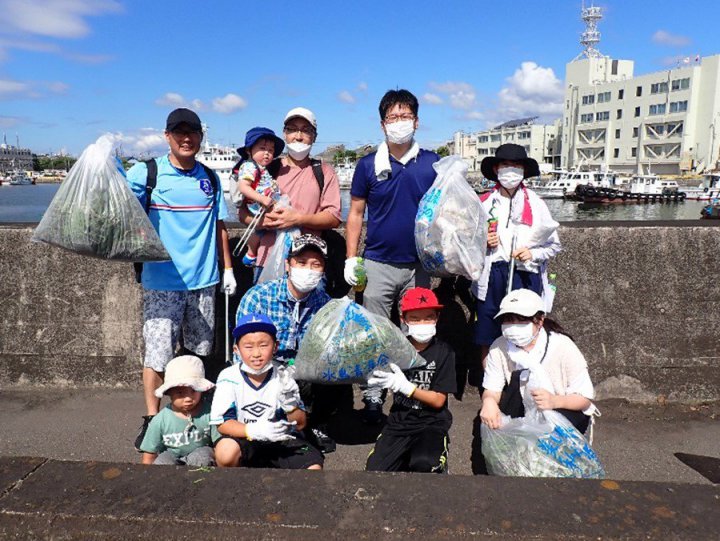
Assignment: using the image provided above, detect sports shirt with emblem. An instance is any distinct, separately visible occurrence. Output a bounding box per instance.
[209,363,304,437]
[126,154,229,291]
[386,338,457,435]
[139,397,215,459]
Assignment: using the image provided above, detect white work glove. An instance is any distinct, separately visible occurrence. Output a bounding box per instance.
[344,257,361,286]
[245,419,296,442]
[277,365,301,413]
[222,268,237,296]
[367,363,416,397]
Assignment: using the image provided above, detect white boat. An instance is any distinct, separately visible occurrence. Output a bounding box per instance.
[194,127,240,193]
[8,171,32,185]
[535,170,618,199]
[627,174,680,195]
[683,173,720,201]
[335,159,355,189]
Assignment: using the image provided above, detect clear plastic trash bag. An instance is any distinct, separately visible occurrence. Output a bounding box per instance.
[257,195,299,284]
[293,298,425,384]
[32,135,170,262]
[415,155,488,281]
[481,368,604,478]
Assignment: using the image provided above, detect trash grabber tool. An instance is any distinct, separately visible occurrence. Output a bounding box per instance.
[232,208,265,257]
[506,231,518,297]
[225,291,231,365]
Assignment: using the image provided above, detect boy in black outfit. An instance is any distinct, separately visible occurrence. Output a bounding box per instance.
[365,287,456,473]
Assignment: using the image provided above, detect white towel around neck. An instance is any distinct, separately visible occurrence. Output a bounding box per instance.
[374,140,420,180]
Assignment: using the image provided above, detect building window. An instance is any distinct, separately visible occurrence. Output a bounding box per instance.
[490,134,501,142]
[582,94,595,105]
[669,100,688,113]
[479,136,488,143]
[614,148,619,158]
[597,91,611,103]
[671,77,690,91]
[616,109,622,119]
[631,147,637,157]
[566,100,569,109]
[651,82,669,94]
[596,111,610,121]
[633,127,639,137]
[636,86,642,97]
[615,129,621,138]
[618,89,624,99]
[649,103,667,115]
[634,106,641,117]
[580,113,594,123]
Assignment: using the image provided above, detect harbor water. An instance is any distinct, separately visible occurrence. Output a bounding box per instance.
[0,184,709,223]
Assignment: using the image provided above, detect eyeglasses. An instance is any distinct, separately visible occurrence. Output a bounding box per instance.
[283,126,315,136]
[384,114,415,123]
[170,129,201,138]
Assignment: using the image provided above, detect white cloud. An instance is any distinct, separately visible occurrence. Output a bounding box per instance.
[155,92,186,107]
[428,81,477,110]
[464,111,484,121]
[191,98,207,111]
[652,30,691,47]
[0,79,29,96]
[114,128,166,157]
[211,93,247,114]
[496,62,564,121]
[0,115,22,128]
[422,93,444,105]
[46,81,69,94]
[338,90,356,104]
[357,81,368,92]
[660,54,693,67]
[0,0,122,39]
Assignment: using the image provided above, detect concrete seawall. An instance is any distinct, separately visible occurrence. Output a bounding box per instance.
[1,222,718,400]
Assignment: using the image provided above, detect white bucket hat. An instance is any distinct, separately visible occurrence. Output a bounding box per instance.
[494,289,545,319]
[154,355,214,398]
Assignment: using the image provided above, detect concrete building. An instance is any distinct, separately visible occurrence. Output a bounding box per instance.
[561,6,720,175]
[0,138,33,174]
[450,117,561,173]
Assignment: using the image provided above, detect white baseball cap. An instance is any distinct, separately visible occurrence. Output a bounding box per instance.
[284,107,317,129]
[154,355,214,398]
[494,289,545,319]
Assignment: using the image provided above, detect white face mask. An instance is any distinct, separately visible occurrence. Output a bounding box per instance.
[385,119,415,145]
[234,352,274,375]
[289,267,323,293]
[501,321,539,348]
[406,323,436,344]
[497,166,524,190]
[287,142,311,160]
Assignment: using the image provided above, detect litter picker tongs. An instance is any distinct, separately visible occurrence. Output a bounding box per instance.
[506,230,518,296]
[232,208,266,257]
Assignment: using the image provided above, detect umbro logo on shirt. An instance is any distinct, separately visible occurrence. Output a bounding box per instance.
[241,401,272,418]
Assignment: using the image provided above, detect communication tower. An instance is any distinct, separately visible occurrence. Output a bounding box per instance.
[575,3,604,60]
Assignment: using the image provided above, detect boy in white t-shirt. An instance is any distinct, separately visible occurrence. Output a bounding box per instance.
[210,313,324,469]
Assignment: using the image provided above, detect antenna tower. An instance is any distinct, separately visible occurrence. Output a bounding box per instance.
[576,3,604,60]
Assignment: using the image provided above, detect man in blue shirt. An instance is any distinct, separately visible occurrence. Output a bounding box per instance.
[126,108,236,450]
[345,89,438,422]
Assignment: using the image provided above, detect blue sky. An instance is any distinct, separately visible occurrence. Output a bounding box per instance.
[0,0,718,157]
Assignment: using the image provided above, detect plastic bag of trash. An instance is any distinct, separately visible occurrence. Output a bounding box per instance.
[481,368,604,478]
[293,298,425,384]
[415,155,488,281]
[257,195,299,284]
[32,135,170,262]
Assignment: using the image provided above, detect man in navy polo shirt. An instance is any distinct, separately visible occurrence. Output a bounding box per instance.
[345,89,438,422]
[126,108,236,450]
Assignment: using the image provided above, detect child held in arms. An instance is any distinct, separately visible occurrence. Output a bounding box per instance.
[210,313,324,470]
[366,287,457,473]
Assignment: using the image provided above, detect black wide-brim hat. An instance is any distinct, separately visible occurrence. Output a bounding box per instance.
[480,143,540,181]
[237,126,285,159]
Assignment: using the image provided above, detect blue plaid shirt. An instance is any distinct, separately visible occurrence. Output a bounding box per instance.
[236,277,331,360]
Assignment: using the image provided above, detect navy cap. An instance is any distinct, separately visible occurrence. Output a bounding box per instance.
[237,127,285,158]
[166,108,202,132]
[232,313,277,341]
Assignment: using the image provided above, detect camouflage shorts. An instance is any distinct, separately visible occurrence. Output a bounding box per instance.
[143,286,215,372]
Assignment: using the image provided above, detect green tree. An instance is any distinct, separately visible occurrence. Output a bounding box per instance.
[436,145,450,158]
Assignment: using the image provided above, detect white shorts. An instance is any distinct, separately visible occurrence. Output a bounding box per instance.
[143,286,215,372]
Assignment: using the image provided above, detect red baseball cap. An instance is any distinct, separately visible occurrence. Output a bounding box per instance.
[400,287,444,313]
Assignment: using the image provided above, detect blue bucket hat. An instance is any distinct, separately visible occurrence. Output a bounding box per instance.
[233,313,277,341]
[238,127,285,159]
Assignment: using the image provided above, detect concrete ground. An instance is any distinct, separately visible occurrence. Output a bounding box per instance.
[0,387,718,484]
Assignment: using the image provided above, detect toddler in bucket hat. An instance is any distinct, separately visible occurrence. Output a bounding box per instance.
[138,355,216,467]
[232,127,286,267]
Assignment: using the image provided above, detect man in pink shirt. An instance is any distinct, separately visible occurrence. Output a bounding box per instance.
[239,107,342,277]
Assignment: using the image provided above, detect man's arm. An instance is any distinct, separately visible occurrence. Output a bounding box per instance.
[263,208,339,230]
[217,220,232,270]
[345,196,366,258]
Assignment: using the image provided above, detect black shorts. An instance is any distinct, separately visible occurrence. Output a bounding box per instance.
[219,436,324,469]
[366,429,449,473]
